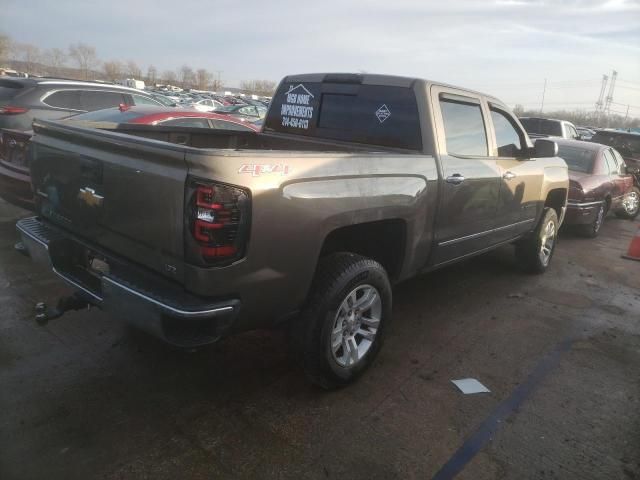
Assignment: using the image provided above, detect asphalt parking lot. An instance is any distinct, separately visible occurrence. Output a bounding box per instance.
[1,198,639,480]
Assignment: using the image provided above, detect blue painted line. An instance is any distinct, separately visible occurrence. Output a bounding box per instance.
[432,337,575,480]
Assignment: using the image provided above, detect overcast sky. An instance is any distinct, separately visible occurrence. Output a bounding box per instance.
[2,0,639,114]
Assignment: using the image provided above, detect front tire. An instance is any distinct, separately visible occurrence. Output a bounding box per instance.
[290,253,392,389]
[578,202,606,238]
[515,208,559,274]
[615,186,640,219]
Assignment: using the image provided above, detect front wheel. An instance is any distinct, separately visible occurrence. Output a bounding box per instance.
[515,208,559,274]
[615,187,640,219]
[578,202,606,238]
[290,253,392,389]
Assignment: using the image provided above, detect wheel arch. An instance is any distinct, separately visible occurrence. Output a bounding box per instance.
[317,219,407,283]
[544,188,568,222]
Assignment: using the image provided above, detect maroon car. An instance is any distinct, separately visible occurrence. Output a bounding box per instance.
[0,106,259,209]
[558,139,639,237]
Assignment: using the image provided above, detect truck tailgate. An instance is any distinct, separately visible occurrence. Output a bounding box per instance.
[29,119,189,283]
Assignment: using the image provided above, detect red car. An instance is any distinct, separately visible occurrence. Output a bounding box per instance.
[558,139,639,237]
[0,106,260,209]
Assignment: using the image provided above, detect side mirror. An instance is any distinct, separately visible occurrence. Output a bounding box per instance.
[532,139,558,158]
[626,164,640,175]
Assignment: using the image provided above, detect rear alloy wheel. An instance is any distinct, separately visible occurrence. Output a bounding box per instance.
[615,187,640,220]
[290,253,392,389]
[515,208,559,274]
[330,284,382,368]
[579,202,606,238]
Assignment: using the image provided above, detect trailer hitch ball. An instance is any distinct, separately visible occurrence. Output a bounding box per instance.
[34,295,92,326]
[35,302,49,325]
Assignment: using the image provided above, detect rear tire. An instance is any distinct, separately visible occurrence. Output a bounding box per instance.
[615,186,640,219]
[290,253,392,389]
[578,202,606,238]
[515,208,559,274]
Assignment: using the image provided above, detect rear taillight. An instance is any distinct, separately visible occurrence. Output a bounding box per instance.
[186,179,250,266]
[568,180,584,202]
[0,106,29,115]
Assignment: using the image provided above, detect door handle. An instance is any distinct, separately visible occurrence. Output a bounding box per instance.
[503,171,517,180]
[446,174,465,185]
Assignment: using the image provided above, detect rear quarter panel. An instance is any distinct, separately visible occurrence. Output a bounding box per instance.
[185,149,438,330]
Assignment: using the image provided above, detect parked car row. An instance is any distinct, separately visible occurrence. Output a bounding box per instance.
[558,138,639,237]
[518,115,640,235]
[0,76,265,208]
[146,86,271,121]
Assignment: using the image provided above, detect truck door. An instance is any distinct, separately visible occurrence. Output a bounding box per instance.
[487,104,542,243]
[430,90,501,265]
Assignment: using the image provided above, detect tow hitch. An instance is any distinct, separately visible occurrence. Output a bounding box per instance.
[35,293,93,325]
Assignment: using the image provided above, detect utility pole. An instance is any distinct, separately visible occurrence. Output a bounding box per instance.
[604,70,617,115]
[540,78,547,113]
[215,70,223,91]
[595,74,608,112]
[624,104,630,122]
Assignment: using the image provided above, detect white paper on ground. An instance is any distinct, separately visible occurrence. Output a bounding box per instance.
[451,378,491,394]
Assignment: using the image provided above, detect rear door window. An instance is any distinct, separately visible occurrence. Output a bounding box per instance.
[611,149,627,174]
[440,97,488,156]
[43,90,83,110]
[566,124,578,139]
[80,90,128,111]
[603,149,618,174]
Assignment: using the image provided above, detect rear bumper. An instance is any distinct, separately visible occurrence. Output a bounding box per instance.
[0,160,35,210]
[17,216,240,347]
[564,200,601,225]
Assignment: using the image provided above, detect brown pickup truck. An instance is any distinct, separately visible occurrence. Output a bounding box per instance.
[17,73,568,388]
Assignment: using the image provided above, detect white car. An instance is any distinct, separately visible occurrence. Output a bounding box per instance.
[190,98,224,112]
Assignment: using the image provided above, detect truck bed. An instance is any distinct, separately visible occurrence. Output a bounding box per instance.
[65,120,393,154]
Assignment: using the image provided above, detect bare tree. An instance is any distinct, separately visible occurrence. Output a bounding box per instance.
[43,48,67,76]
[146,65,157,85]
[68,42,99,80]
[179,65,195,89]
[195,68,212,90]
[240,79,276,96]
[0,33,10,65]
[126,60,141,79]
[13,43,41,74]
[162,70,177,85]
[103,60,123,82]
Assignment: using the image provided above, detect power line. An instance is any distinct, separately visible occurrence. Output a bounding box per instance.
[616,85,640,92]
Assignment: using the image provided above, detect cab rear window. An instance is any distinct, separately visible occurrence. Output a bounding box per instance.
[264,82,422,151]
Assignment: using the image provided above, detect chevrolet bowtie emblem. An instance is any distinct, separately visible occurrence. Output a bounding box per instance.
[78,187,104,207]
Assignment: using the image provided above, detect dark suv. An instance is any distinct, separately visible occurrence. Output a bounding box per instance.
[590,130,640,171]
[0,77,164,131]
